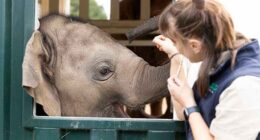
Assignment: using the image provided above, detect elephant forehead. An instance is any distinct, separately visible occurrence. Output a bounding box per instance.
[63,49,89,68]
[60,23,110,43]
[58,47,111,72]
[69,51,86,62]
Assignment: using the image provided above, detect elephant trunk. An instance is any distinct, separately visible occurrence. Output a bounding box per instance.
[124,59,170,108]
[125,16,159,42]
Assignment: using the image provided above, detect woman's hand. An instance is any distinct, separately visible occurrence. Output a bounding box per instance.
[167,75,196,108]
[153,35,178,58]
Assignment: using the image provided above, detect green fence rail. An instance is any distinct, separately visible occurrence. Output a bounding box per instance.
[0,0,11,140]
[0,0,186,140]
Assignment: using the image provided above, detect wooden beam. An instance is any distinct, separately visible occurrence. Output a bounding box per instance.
[40,0,68,16]
[141,0,151,20]
[39,0,49,17]
[118,40,155,47]
[110,0,119,20]
[58,0,66,14]
[49,0,59,13]
[79,0,89,20]
[89,20,146,28]
[102,28,158,34]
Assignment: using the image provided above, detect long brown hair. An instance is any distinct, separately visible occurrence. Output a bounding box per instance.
[159,0,239,97]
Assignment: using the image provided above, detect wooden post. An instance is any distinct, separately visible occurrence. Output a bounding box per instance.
[79,0,89,20]
[141,0,151,20]
[110,0,119,20]
[43,0,69,15]
[58,0,66,15]
[49,0,59,13]
[39,0,49,17]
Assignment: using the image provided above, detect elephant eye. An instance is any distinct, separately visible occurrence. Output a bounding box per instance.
[99,67,111,76]
[93,62,115,81]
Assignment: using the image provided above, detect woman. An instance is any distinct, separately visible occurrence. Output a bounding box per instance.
[153,0,260,139]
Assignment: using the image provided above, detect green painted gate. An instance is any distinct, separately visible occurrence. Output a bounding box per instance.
[0,0,186,139]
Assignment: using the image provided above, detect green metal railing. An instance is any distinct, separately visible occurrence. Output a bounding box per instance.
[0,0,186,139]
[0,0,11,140]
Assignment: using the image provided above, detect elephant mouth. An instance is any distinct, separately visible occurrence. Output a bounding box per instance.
[116,100,172,118]
[113,103,130,118]
[101,103,130,118]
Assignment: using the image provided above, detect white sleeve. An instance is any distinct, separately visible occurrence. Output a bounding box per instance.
[210,76,260,140]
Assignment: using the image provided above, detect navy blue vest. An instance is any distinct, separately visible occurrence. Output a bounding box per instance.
[186,40,260,140]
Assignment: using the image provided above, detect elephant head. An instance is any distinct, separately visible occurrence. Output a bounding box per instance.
[22,14,170,117]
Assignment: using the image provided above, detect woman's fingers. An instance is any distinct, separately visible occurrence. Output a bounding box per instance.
[167,75,196,108]
[155,45,162,51]
[167,76,185,101]
[153,35,169,47]
[153,36,164,46]
[159,35,166,41]
[173,77,182,86]
[168,76,182,86]
[167,77,179,93]
[153,35,178,57]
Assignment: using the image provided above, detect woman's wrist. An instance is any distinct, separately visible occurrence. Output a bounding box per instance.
[168,51,179,58]
[169,53,182,63]
[168,52,182,62]
[184,100,197,108]
[168,52,180,59]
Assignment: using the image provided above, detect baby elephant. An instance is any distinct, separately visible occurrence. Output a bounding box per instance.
[22,14,170,117]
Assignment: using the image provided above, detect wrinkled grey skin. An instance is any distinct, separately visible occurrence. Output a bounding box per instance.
[22,14,170,117]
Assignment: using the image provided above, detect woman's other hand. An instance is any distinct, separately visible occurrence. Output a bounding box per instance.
[167,75,197,108]
[153,35,178,57]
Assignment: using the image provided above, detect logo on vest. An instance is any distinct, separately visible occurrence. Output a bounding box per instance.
[209,83,218,94]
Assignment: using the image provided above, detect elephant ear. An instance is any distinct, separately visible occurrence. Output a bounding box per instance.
[22,31,61,116]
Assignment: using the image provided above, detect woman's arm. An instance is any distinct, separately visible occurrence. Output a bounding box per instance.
[189,112,214,140]
[153,35,186,120]
[167,77,215,140]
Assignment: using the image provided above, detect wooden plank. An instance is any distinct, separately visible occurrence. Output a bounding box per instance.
[110,0,119,20]
[102,28,134,34]
[49,0,59,13]
[39,0,49,17]
[104,28,156,34]
[41,0,67,15]
[118,40,155,47]
[79,0,89,20]
[141,0,151,20]
[89,20,145,28]
[58,0,66,14]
